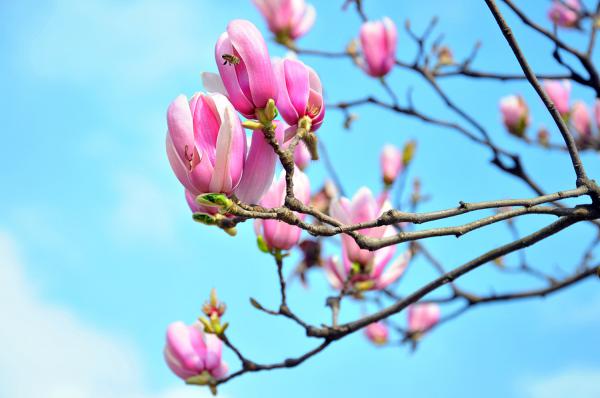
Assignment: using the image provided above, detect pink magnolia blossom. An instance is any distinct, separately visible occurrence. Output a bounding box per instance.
[548,0,580,28]
[164,321,228,381]
[254,167,311,251]
[594,99,600,130]
[325,216,412,290]
[273,58,325,134]
[324,226,412,291]
[543,80,571,116]
[290,140,311,170]
[359,17,397,77]
[215,19,278,118]
[166,93,279,204]
[499,95,529,137]
[380,144,403,186]
[407,303,440,333]
[253,0,316,41]
[571,101,592,139]
[364,322,389,345]
[330,187,390,265]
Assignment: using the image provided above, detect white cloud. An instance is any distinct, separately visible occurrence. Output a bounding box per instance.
[109,173,179,245]
[522,367,600,398]
[0,230,213,398]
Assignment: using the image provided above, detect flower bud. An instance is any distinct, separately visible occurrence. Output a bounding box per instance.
[253,0,316,43]
[273,58,325,134]
[364,322,389,345]
[402,140,417,167]
[164,322,228,381]
[359,17,397,77]
[548,0,581,28]
[499,95,529,137]
[571,100,592,141]
[407,303,440,334]
[543,80,571,116]
[255,168,311,252]
[380,144,403,187]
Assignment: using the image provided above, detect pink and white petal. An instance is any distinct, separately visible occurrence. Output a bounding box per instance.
[211,361,229,380]
[215,32,255,116]
[234,128,280,204]
[209,107,238,193]
[167,95,195,162]
[202,72,228,96]
[292,3,316,38]
[228,19,278,107]
[375,250,411,289]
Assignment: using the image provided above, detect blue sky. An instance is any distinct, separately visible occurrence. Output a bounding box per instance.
[1,0,599,397]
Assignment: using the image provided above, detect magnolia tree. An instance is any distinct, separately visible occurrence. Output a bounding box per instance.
[163,0,600,394]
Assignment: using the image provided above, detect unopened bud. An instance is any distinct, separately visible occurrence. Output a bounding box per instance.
[257,235,270,253]
[196,193,233,210]
[192,213,218,226]
[402,140,417,166]
[266,98,278,121]
[242,120,264,130]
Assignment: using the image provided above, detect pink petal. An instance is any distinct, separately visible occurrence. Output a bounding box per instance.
[227,19,278,108]
[215,33,255,117]
[234,124,282,204]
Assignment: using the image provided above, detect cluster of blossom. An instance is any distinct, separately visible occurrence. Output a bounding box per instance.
[163,0,440,386]
[500,79,600,149]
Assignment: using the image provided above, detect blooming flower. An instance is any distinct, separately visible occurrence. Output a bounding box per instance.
[254,167,311,251]
[359,17,397,77]
[543,80,571,116]
[380,144,403,186]
[364,322,389,345]
[330,187,391,266]
[499,95,529,137]
[571,101,592,140]
[594,99,600,131]
[324,228,411,291]
[166,93,280,205]
[407,303,440,334]
[273,58,325,134]
[164,321,228,381]
[548,0,580,28]
[215,19,278,118]
[253,0,316,42]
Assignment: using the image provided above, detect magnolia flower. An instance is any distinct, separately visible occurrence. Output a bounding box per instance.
[359,17,397,77]
[164,321,228,381]
[380,144,403,186]
[166,93,279,205]
[215,19,278,118]
[330,187,390,265]
[292,140,311,170]
[364,322,389,345]
[407,303,440,334]
[594,99,600,131]
[273,58,325,134]
[571,101,591,139]
[499,95,529,137]
[255,167,311,251]
[253,0,316,41]
[543,80,571,116]
[325,227,411,291]
[548,0,580,28]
